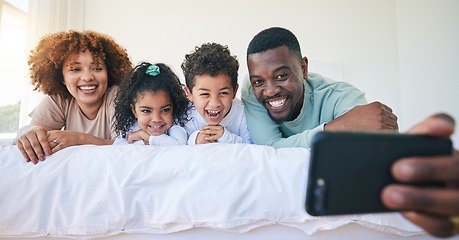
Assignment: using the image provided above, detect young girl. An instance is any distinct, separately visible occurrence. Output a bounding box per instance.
[113,62,190,145]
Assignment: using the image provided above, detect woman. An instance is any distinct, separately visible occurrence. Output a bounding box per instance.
[15,30,132,164]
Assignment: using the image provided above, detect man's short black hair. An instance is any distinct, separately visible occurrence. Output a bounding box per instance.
[247,27,302,63]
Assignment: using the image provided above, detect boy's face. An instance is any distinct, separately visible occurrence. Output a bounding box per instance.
[185,74,238,125]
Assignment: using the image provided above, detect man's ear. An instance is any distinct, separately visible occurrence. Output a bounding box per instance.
[232,84,239,100]
[301,57,309,79]
[130,104,138,118]
[184,86,193,102]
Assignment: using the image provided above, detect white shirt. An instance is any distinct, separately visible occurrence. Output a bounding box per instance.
[113,121,187,146]
[183,98,252,145]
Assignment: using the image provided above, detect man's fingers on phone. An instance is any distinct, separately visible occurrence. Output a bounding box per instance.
[408,116,454,137]
[402,212,453,238]
[392,156,459,183]
[382,184,459,215]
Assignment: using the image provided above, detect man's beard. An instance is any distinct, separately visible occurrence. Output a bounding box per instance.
[267,107,295,124]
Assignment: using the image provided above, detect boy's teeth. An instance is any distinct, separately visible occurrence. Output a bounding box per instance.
[207,110,220,116]
[269,98,286,108]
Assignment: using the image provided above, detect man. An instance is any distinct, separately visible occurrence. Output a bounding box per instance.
[242,27,459,237]
[241,27,398,149]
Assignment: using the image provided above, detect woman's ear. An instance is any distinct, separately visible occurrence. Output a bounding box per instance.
[301,57,309,79]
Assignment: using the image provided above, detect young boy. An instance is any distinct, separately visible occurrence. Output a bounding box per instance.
[181,43,252,145]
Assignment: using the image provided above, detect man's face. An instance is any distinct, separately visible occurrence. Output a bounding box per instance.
[248,46,306,123]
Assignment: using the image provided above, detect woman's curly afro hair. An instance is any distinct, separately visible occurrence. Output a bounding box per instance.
[28,30,132,98]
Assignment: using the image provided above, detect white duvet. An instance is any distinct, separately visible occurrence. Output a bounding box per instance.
[0,143,423,239]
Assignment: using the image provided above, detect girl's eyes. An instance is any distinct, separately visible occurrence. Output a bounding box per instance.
[162,107,171,113]
[141,109,151,114]
[70,68,81,72]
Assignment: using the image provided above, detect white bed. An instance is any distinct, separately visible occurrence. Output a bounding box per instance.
[0,143,450,239]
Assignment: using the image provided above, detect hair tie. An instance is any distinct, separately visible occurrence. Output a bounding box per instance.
[145,65,160,76]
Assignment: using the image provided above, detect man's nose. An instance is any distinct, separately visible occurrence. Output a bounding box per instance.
[264,81,280,96]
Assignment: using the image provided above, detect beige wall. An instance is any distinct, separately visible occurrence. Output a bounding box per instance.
[82,0,458,146]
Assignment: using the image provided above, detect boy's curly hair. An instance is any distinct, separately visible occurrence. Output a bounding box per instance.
[114,62,191,136]
[28,30,132,98]
[181,43,239,92]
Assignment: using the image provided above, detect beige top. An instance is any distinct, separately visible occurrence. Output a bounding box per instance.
[29,86,118,140]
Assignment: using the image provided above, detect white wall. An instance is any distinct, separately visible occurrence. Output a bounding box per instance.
[81,0,458,146]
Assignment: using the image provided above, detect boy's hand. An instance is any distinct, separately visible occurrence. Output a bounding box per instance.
[195,132,215,144]
[127,129,150,145]
[200,125,224,142]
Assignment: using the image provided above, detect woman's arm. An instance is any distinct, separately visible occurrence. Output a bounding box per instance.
[47,130,115,154]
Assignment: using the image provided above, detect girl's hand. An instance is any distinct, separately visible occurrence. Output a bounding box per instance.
[127,129,150,145]
[200,125,224,142]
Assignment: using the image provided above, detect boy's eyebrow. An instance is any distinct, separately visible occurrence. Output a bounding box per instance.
[197,86,232,91]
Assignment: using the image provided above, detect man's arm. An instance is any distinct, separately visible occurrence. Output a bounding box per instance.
[325,101,398,131]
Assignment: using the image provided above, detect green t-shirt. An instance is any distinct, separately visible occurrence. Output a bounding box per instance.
[241,73,367,148]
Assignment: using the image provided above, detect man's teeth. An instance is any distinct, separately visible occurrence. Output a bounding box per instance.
[269,98,286,108]
[79,86,96,91]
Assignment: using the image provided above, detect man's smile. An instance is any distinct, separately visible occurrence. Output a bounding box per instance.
[267,97,287,109]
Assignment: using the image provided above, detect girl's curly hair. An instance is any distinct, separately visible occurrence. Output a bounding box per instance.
[114,62,191,136]
[181,43,239,92]
[28,30,132,98]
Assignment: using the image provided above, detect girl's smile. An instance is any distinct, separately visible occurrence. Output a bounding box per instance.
[131,90,174,136]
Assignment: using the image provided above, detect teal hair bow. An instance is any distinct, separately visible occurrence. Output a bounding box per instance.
[145,65,160,76]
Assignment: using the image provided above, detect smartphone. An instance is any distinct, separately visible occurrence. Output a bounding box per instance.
[305,131,453,216]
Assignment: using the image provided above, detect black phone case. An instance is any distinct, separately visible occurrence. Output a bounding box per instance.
[305,131,453,216]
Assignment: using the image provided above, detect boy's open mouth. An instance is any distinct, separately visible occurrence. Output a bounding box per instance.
[206,110,221,121]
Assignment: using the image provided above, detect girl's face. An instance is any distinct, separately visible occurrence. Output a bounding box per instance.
[130,90,174,136]
[62,51,108,110]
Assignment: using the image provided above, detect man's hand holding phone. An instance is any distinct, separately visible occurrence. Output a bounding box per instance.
[382,114,459,237]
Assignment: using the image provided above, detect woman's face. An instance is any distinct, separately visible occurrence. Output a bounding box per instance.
[62,51,108,109]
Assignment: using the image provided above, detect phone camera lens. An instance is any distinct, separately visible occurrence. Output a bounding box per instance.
[313,178,327,214]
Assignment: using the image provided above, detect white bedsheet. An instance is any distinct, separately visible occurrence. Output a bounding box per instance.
[0,144,423,239]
